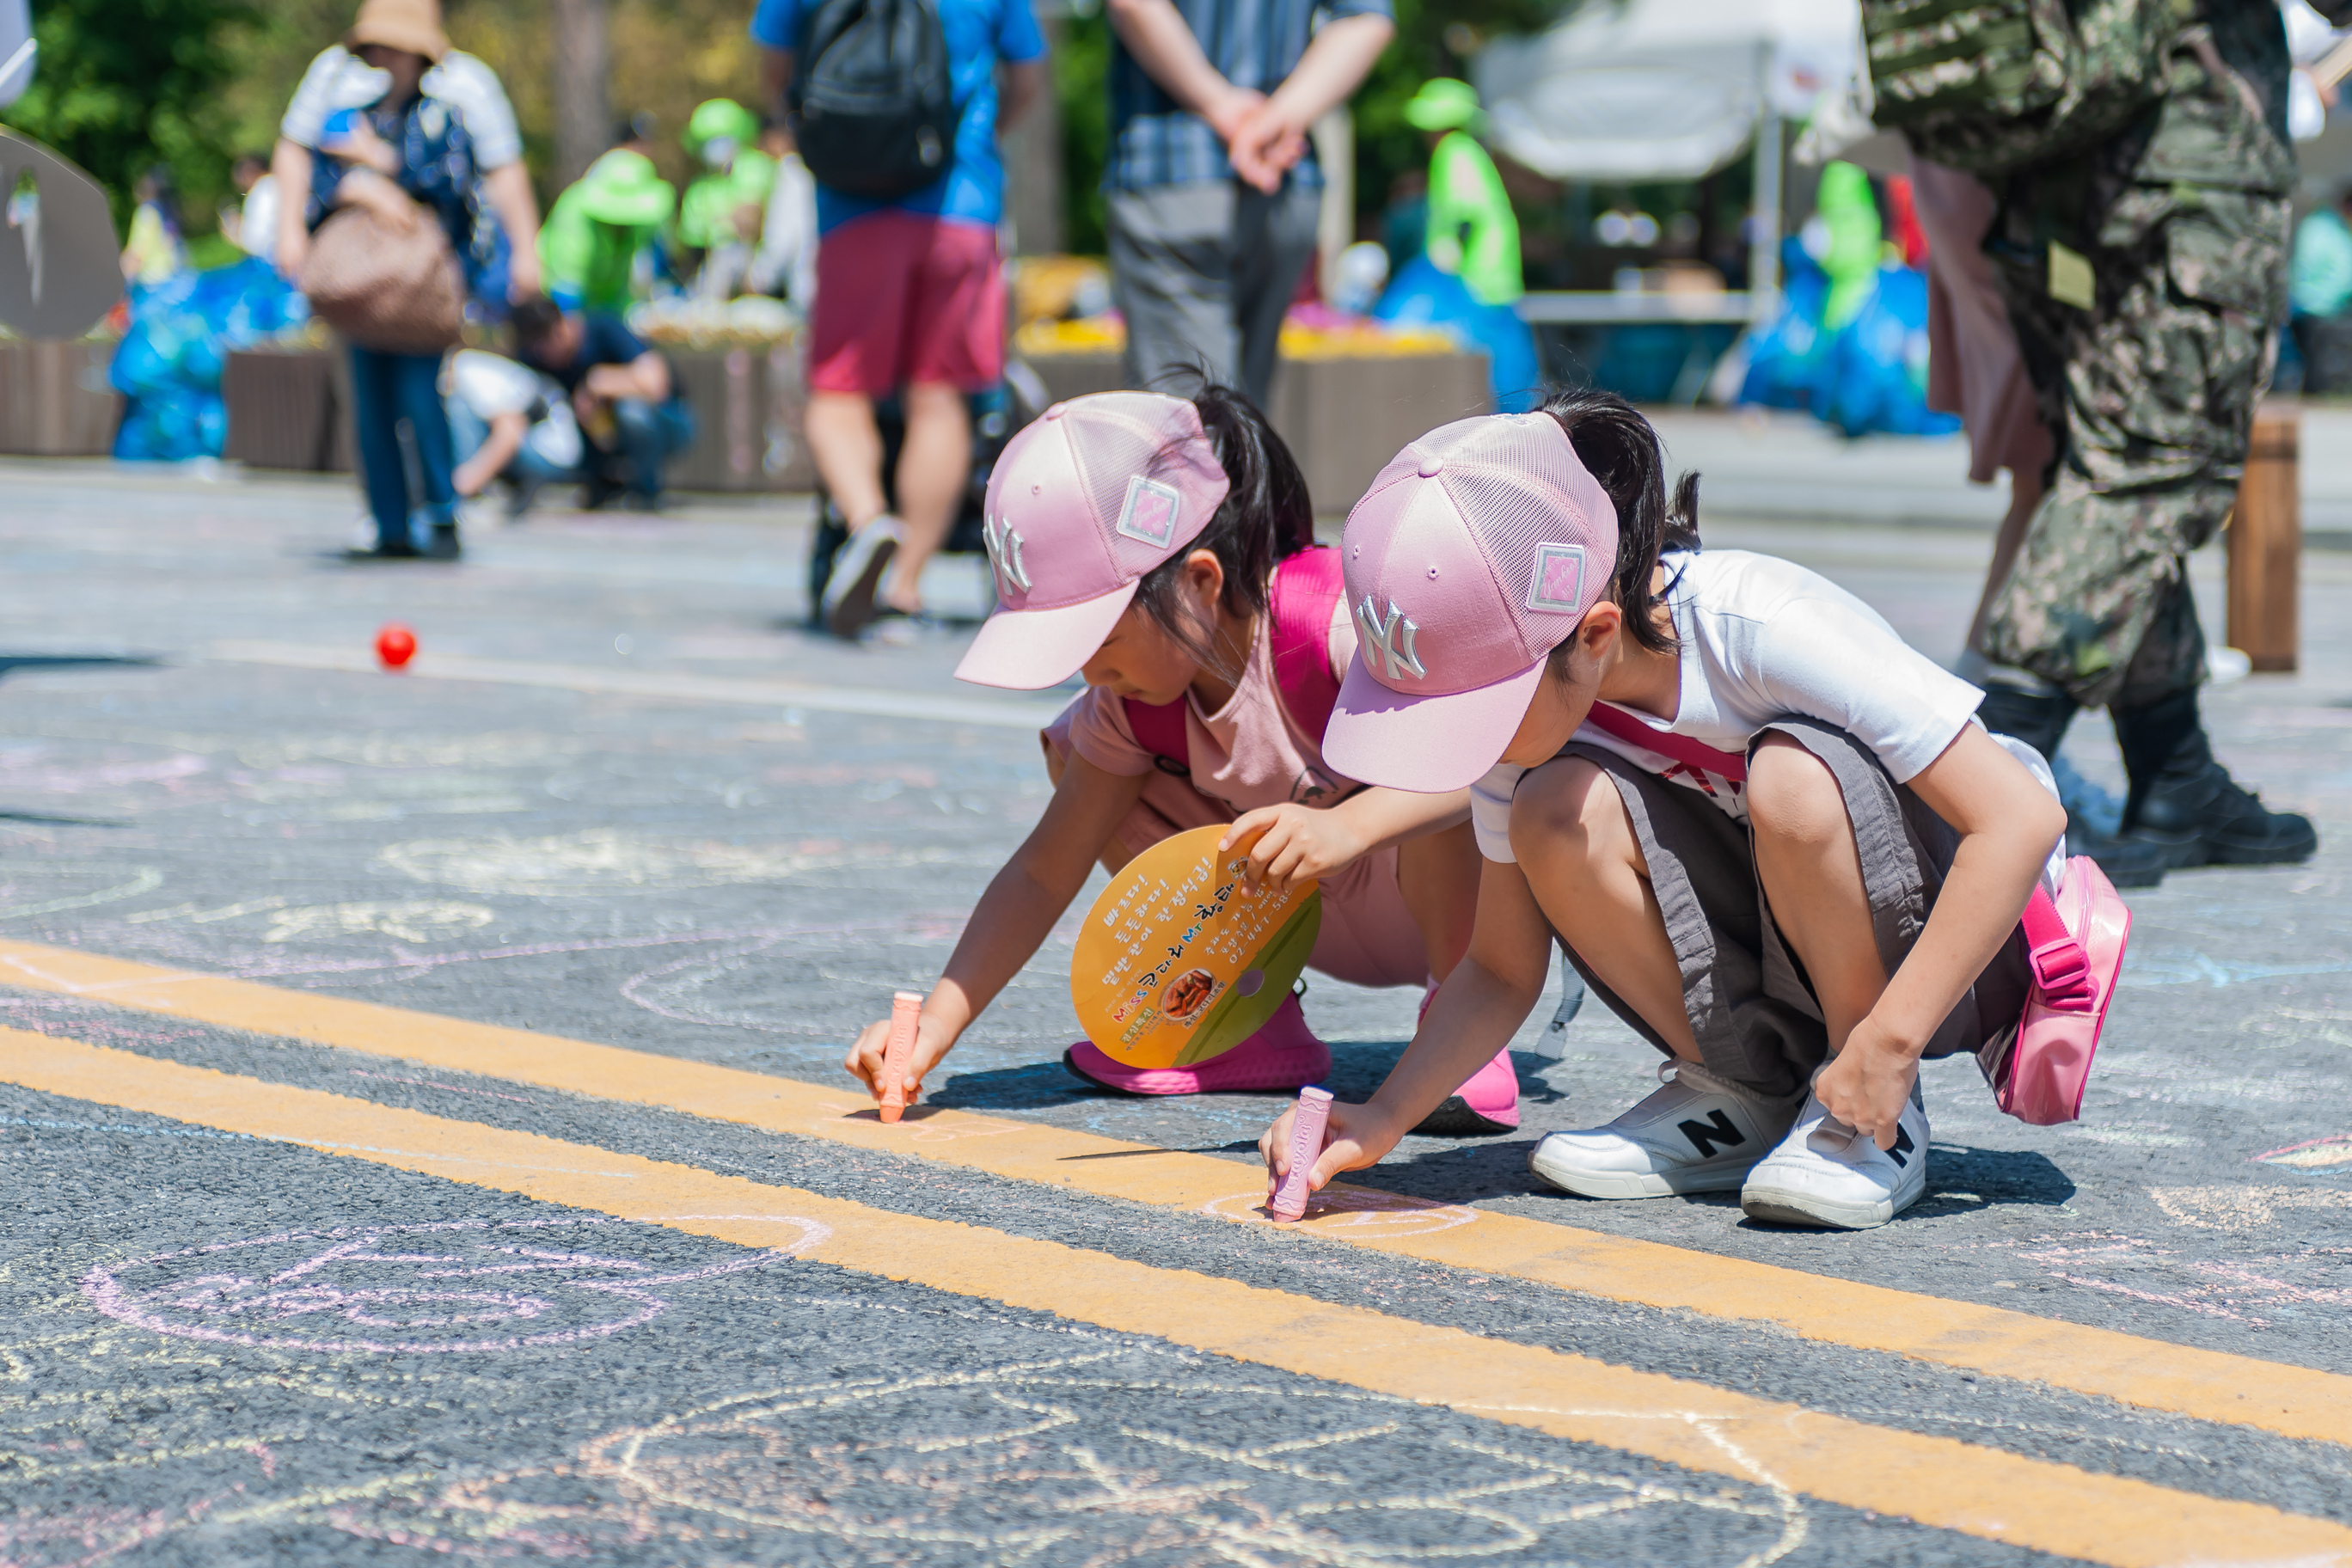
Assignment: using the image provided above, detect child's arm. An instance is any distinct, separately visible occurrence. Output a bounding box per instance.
[1222,787,1471,895]
[1816,722,2067,1148]
[842,752,1148,1102]
[1259,857,1553,1194]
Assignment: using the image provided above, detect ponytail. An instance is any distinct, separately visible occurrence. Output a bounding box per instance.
[1130,382,1314,677]
[1539,388,1699,660]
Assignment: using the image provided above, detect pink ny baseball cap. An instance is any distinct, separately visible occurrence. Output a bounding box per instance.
[1322,413,1620,793]
[954,392,1232,689]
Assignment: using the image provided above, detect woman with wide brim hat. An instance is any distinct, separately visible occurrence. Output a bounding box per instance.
[302,0,491,560]
[344,0,449,60]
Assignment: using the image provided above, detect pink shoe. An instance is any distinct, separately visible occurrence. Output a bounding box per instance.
[1412,1046,1520,1136]
[1063,992,1331,1095]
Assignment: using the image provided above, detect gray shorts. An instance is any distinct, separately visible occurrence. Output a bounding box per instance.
[1553,719,2032,1102]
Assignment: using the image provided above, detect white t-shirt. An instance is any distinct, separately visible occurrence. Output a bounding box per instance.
[279,46,523,169]
[446,351,585,469]
[1472,548,1993,858]
[236,175,279,263]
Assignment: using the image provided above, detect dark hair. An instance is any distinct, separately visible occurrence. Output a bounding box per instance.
[1538,387,1699,674]
[509,294,566,353]
[1129,383,1314,681]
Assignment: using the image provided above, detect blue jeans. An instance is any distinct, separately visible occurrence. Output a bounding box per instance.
[348,346,456,551]
[603,397,695,501]
[446,399,584,490]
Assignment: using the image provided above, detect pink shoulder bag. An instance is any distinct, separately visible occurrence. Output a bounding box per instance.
[1583,703,2130,1124]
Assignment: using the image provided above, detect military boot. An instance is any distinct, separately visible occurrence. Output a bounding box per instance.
[2114,691,2317,868]
[1977,683,2171,888]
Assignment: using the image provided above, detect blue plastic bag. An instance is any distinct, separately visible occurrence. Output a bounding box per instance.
[1373,254,1542,413]
[1736,243,1958,439]
[112,258,308,462]
[1738,241,1834,411]
[1809,265,1958,439]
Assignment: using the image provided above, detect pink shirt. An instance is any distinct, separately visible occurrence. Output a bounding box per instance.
[1064,593,1357,817]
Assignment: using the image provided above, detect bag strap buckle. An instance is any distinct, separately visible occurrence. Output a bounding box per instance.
[2030,936,2093,1009]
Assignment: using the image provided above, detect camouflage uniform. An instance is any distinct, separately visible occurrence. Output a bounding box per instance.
[1981,1,2336,708]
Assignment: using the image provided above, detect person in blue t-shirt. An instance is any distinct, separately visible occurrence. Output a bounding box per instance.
[752,0,1046,639]
[511,296,697,510]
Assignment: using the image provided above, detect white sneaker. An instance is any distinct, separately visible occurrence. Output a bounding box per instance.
[1740,1090,1928,1230]
[1528,1061,1799,1199]
[822,515,904,640]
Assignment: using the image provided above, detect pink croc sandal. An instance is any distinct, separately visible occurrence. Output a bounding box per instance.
[1412,1047,1521,1136]
[1406,980,1521,1136]
[1063,991,1331,1096]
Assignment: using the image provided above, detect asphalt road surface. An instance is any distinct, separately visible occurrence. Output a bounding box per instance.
[1,441,2349,1568]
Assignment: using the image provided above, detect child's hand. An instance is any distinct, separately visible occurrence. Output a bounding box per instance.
[1813,1020,1919,1150]
[843,1007,955,1107]
[1258,1096,1400,1204]
[1220,805,1365,897]
[327,116,401,177]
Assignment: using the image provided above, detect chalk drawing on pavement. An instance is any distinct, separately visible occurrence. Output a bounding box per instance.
[0,864,163,921]
[2253,1134,2352,1172]
[1198,1187,1483,1238]
[375,829,987,897]
[314,1350,1804,1565]
[83,1218,822,1355]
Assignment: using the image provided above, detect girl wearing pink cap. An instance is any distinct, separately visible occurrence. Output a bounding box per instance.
[842,388,1516,1130]
[1263,391,2072,1229]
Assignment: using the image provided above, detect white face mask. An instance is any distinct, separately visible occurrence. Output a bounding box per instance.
[699,136,737,169]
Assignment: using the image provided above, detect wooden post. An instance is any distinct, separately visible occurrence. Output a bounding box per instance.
[2226,403,2300,673]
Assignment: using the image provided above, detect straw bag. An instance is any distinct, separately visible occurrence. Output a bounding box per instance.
[300,205,465,354]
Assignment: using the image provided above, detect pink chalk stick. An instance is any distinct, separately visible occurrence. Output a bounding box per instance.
[879,991,922,1123]
[1268,1086,1333,1221]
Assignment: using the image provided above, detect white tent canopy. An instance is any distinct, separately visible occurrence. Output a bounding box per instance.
[1477,0,1861,183]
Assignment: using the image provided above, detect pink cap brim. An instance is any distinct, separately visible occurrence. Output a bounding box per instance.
[1321,651,1548,793]
[954,580,1138,689]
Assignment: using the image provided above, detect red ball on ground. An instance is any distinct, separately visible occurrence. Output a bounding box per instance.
[376,623,418,670]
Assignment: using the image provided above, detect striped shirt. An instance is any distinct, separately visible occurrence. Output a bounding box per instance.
[1107,0,1393,192]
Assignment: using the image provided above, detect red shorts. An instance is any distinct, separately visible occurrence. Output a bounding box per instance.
[807,212,1005,395]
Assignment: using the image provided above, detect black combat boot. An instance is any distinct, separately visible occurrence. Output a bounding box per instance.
[1977,683,2170,887]
[1975,683,2074,762]
[2113,690,2318,867]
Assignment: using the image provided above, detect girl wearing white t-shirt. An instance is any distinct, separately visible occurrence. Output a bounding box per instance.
[1260,392,2069,1229]
[842,389,1516,1132]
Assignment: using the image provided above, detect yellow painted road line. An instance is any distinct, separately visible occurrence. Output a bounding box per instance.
[3,1026,2347,1568]
[201,640,1066,732]
[3,938,2347,1454]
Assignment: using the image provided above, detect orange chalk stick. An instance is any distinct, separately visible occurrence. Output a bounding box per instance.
[879,991,922,1123]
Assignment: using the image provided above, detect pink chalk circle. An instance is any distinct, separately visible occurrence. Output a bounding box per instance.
[82,1217,818,1355]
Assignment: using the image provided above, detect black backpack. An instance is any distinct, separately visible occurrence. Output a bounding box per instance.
[790,0,957,199]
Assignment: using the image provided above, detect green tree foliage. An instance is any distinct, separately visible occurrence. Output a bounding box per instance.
[1053,9,1111,254]
[1,0,263,231]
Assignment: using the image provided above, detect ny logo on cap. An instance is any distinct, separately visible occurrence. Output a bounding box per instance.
[1356,595,1426,682]
[1526,543,1588,615]
[1116,475,1183,548]
[982,511,1031,596]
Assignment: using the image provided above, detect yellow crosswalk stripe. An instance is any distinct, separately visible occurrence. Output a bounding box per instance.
[3,936,2346,1454]
[3,1024,2347,1568]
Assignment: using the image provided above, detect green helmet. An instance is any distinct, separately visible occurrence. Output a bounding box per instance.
[685,98,761,156]
[1403,77,1485,134]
